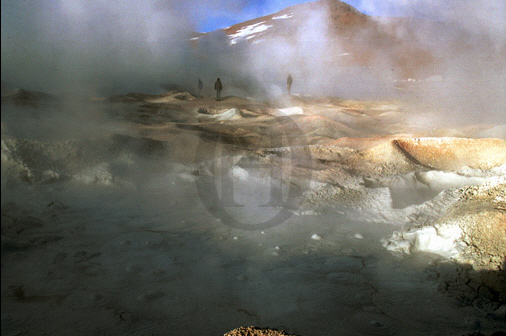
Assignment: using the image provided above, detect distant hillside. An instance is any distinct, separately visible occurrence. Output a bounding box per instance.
[190,0,500,80]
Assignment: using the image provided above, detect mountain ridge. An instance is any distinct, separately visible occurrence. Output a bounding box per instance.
[190,0,501,82]
[190,0,438,79]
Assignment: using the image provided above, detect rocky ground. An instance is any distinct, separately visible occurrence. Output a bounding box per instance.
[224,326,298,336]
[2,88,506,335]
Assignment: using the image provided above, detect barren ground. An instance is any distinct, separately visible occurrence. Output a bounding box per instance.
[2,89,505,335]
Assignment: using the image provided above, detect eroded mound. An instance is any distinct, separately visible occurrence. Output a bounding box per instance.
[394,138,506,170]
[1,134,168,184]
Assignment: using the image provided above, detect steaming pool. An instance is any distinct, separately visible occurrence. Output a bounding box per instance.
[2,98,505,336]
[3,161,505,336]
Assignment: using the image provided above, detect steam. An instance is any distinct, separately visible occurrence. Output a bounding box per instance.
[1,0,505,123]
[1,0,228,95]
[357,0,506,45]
[355,0,506,123]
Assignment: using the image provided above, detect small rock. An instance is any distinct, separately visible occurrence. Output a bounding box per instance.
[311,233,322,240]
[371,320,383,327]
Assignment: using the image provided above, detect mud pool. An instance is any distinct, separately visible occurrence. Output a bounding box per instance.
[2,93,506,335]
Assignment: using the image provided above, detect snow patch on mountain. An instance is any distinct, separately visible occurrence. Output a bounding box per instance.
[229,21,273,45]
[273,14,293,20]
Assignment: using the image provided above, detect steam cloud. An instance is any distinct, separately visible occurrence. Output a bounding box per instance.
[1,0,505,122]
[357,0,506,124]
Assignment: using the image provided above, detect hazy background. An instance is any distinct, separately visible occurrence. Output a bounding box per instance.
[1,0,505,122]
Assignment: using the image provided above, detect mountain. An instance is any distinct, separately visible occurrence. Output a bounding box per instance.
[190,0,500,80]
[1,80,19,96]
[222,0,368,45]
[1,82,57,106]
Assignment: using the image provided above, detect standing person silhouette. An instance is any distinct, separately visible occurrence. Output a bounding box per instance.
[198,78,203,97]
[214,78,223,101]
[287,74,293,95]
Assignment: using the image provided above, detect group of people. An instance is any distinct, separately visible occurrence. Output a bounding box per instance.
[197,78,223,101]
[198,74,294,101]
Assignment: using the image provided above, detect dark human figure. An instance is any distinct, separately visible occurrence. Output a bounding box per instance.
[198,78,203,97]
[287,74,293,95]
[214,78,223,101]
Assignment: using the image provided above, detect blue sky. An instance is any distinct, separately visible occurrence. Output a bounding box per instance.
[197,0,367,32]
